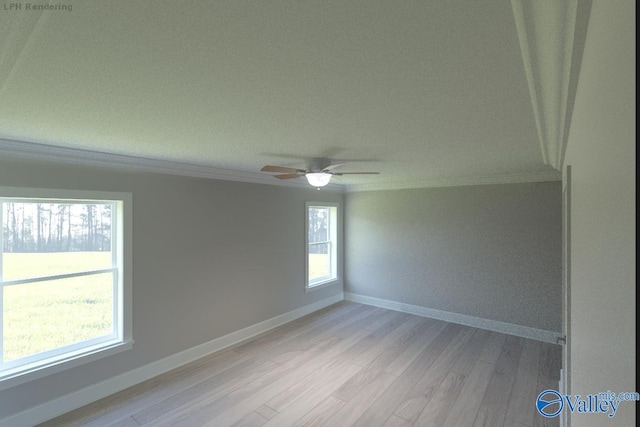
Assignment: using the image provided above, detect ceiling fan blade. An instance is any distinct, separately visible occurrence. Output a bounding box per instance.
[261,165,306,174]
[274,174,303,179]
[322,162,347,171]
[332,172,380,175]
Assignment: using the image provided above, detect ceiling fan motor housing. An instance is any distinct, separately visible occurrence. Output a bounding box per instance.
[307,158,332,172]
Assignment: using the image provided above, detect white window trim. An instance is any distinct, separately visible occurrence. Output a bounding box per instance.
[0,186,133,391]
[305,202,341,292]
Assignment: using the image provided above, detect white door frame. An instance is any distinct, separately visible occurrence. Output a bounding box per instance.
[561,164,572,427]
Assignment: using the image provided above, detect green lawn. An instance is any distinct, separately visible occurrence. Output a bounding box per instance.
[2,252,113,362]
[308,253,330,281]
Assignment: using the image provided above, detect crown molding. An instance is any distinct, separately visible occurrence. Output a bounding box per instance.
[0,138,345,192]
[0,138,561,193]
[343,169,561,193]
[511,0,592,171]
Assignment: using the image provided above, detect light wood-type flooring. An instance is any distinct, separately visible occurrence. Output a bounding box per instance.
[40,301,561,427]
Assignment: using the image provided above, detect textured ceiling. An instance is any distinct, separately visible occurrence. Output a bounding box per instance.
[0,0,583,191]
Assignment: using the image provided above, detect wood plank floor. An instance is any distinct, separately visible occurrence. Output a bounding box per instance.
[39,302,561,427]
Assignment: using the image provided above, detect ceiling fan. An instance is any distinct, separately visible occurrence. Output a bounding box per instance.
[260,158,379,188]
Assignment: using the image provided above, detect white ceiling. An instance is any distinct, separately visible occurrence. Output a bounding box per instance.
[0,1,588,191]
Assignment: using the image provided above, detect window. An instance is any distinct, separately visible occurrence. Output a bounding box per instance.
[0,187,132,389]
[306,202,339,290]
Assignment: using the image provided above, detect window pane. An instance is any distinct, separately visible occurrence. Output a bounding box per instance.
[3,273,114,362]
[2,202,112,280]
[308,242,330,281]
[308,207,329,243]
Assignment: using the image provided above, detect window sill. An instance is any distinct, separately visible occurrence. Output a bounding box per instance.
[305,278,340,293]
[0,340,134,391]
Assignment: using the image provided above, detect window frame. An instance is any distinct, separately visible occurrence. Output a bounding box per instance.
[305,201,341,292]
[0,186,133,391]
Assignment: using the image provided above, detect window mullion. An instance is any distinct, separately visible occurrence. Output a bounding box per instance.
[1,268,117,288]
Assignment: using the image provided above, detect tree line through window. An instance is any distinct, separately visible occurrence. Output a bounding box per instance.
[3,202,112,253]
[308,207,329,254]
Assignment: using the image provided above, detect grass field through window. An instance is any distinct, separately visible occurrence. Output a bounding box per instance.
[308,253,331,282]
[2,252,113,362]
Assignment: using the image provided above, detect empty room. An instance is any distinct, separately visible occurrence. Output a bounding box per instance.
[0,1,635,426]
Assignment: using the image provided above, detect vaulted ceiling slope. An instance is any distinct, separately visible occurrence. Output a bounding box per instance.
[0,0,590,191]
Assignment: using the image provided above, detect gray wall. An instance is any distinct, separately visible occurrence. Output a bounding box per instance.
[0,158,343,419]
[345,181,562,332]
[564,0,635,425]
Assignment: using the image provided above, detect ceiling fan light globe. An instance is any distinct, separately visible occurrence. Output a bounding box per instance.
[305,172,332,187]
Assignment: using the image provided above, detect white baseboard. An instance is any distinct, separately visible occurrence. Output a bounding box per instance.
[0,293,344,427]
[344,293,560,344]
